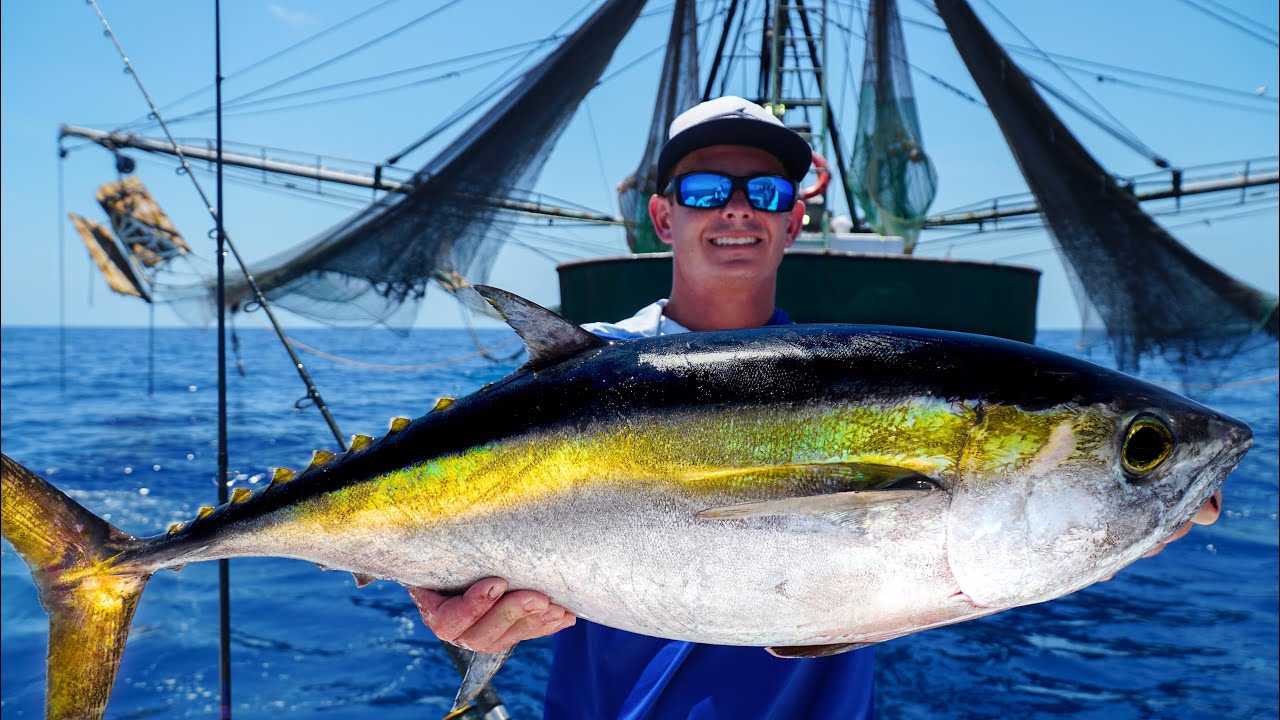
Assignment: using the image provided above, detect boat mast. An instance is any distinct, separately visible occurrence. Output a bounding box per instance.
[765,0,833,242]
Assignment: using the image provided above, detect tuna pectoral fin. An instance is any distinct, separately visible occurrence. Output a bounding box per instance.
[696,463,939,520]
[1,454,150,720]
[451,647,515,713]
[766,642,875,658]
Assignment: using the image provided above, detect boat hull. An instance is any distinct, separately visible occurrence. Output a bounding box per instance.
[557,249,1040,342]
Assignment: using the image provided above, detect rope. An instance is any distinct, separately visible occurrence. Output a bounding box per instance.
[245,309,524,371]
[288,332,523,371]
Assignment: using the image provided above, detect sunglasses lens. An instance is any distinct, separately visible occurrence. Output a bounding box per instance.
[671,173,796,212]
[746,176,795,211]
[677,173,733,208]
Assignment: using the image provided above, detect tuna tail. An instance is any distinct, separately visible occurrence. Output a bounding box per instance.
[1,454,151,720]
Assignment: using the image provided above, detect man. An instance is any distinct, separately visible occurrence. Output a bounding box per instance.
[406,96,1223,718]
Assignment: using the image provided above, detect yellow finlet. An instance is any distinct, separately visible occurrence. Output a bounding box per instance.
[349,434,374,452]
[389,417,412,433]
[432,397,456,412]
[196,506,214,520]
[271,467,296,484]
[308,449,336,470]
[230,487,251,504]
[167,522,184,535]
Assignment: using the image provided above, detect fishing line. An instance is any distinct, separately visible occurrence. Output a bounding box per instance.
[57,143,68,393]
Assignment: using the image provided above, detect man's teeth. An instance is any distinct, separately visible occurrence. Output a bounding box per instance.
[711,237,759,246]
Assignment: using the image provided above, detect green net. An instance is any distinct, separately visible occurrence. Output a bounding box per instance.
[618,0,699,254]
[849,0,937,253]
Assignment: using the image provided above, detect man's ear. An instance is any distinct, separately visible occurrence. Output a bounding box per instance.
[784,200,806,248]
[649,194,675,246]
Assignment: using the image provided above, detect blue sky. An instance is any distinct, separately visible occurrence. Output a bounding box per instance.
[2,0,1276,331]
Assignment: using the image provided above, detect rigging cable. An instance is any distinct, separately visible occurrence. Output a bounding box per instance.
[386,1,596,164]
[1025,71,1170,167]
[888,4,1279,104]
[719,0,751,97]
[220,0,467,114]
[129,0,408,127]
[829,17,985,106]
[979,0,1169,168]
[213,48,548,121]
[169,38,561,123]
[1174,0,1279,48]
[704,0,740,100]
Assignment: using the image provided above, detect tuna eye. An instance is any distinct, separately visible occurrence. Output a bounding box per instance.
[1122,415,1174,478]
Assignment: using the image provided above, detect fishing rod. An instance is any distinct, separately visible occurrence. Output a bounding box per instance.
[83,4,510,718]
[215,4,233,717]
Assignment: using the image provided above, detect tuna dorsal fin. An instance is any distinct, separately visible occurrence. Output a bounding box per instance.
[451,647,515,714]
[766,642,874,658]
[473,285,604,370]
[696,463,939,520]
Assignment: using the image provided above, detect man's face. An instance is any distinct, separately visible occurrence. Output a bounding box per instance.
[648,145,806,292]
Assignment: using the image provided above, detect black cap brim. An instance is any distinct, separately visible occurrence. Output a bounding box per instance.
[656,118,813,192]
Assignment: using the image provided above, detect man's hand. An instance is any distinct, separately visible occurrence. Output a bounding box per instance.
[406,578,577,654]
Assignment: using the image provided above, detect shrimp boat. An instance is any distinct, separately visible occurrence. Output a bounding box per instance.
[59,0,1277,363]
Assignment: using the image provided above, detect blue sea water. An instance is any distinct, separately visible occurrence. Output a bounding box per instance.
[1,326,1276,719]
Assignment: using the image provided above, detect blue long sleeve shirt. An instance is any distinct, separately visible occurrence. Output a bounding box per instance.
[543,301,876,720]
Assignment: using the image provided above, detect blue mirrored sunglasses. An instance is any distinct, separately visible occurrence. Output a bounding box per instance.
[663,172,798,212]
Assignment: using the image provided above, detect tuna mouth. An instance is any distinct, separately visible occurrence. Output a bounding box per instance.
[1172,425,1252,528]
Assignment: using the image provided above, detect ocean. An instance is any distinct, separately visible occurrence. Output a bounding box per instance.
[1,326,1276,719]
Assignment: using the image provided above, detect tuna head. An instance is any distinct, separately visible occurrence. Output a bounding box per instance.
[944,378,1252,611]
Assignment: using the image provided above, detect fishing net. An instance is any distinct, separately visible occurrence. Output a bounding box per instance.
[69,213,152,301]
[97,177,190,268]
[166,0,645,330]
[849,0,938,253]
[618,0,700,253]
[938,0,1278,371]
